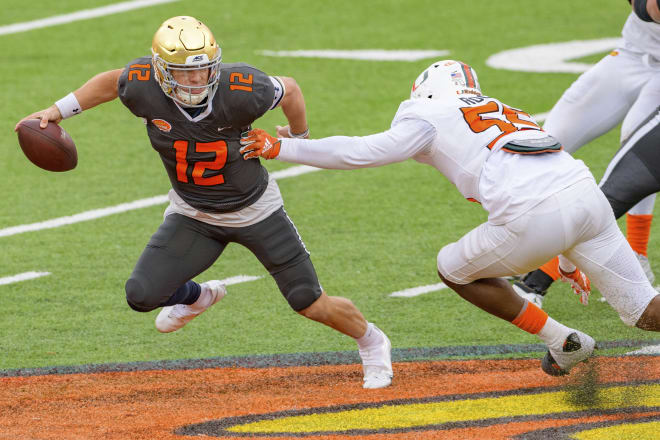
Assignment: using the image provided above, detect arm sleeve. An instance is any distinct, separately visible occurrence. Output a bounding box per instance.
[277,118,436,169]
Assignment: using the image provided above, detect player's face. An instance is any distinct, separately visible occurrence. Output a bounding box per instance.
[170,67,210,94]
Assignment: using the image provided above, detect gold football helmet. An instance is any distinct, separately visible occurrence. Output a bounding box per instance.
[152,16,222,108]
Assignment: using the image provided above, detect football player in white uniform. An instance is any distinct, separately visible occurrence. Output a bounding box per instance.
[240,60,660,376]
[515,0,660,305]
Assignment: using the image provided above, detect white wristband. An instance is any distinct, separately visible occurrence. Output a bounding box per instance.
[288,126,309,139]
[55,93,83,119]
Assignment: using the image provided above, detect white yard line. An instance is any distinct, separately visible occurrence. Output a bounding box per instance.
[258,49,450,62]
[389,282,448,297]
[220,275,263,286]
[0,165,320,238]
[0,271,51,285]
[0,0,179,36]
[626,344,660,355]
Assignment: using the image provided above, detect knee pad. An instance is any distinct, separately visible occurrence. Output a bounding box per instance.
[284,279,322,311]
[271,256,323,311]
[125,277,158,312]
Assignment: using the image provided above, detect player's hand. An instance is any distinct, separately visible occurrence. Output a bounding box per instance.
[559,267,591,305]
[276,125,290,138]
[239,129,281,160]
[276,125,309,139]
[15,105,63,131]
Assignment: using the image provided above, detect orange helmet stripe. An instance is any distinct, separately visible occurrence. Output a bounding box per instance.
[459,61,476,89]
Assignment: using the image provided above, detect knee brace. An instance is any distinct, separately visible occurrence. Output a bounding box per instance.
[125,277,159,312]
[284,279,322,311]
[272,257,322,311]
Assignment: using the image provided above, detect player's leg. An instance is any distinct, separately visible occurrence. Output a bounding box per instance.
[543,48,649,153]
[562,182,660,331]
[627,195,656,284]
[234,207,392,388]
[125,213,227,332]
[436,191,596,376]
[513,50,652,302]
[618,73,660,283]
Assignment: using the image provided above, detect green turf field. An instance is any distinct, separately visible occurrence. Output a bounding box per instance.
[1,0,656,371]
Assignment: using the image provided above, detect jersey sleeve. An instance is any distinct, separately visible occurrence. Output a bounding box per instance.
[219,64,275,127]
[278,118,436,169]
[117,56,154,118]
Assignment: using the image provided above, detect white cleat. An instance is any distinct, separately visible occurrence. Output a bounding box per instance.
[155,280,226,333]
[541,330,595,376]
[359,326,393,389]
[512,281,544,308]
[634,252,655,285]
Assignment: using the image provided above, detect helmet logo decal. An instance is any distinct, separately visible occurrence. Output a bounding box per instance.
[152,119,172,132]
[412,70,429,92]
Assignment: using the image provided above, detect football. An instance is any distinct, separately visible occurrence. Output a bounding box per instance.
[16,119,77,172]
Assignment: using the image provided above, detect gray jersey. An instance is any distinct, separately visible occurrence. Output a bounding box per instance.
[118,56,275,213]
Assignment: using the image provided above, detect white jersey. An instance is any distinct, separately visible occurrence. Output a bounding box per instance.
[279,96,594,224]
[622,12,660,60]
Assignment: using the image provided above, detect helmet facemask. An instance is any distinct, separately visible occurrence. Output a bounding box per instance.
[153,53,222,107]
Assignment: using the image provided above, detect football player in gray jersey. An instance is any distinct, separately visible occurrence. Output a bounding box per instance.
[15,16,393,389]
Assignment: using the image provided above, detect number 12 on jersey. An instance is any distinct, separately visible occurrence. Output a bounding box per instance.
[172,140,227,186]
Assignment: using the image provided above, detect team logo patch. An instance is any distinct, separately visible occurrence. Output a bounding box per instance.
[152,119,172,132]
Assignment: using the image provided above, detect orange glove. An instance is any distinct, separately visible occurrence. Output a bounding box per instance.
[239,129,281,160]
[559,267,591,305]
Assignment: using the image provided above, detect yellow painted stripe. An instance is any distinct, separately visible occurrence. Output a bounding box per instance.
[228,384,659,434]
[571,421,660,440]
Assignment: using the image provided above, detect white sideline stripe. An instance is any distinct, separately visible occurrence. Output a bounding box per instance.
[389,282,448,297]
[627,344,660,355]
[0,272,51,285]
[0,165,320,238]
[220,275,263,286]
[0,0,179,36]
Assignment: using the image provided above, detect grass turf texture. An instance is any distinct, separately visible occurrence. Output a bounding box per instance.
[1,0,655,370]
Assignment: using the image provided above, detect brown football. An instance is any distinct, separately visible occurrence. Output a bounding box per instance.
[16,119,77,172]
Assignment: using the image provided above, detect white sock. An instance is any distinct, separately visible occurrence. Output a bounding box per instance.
[190,284,212,311]
[356,323,380,349]
[537,316,573,350]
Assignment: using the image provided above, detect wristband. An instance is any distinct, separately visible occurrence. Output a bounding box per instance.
[55,93,83,119]
[288,126,309,139]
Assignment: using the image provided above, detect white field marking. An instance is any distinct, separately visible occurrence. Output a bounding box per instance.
[258,49,450,62]
[0,165,320,238]
[627,344,660,355]
[389,282,448,298]
[486,38,622,73]
[220,275,263,286]
[0,0,179,36]
[0,271,51,286]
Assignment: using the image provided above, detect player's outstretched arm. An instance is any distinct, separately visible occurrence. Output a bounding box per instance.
[274,76,309,139]
[241,118,436,169]
[15,68,124,131]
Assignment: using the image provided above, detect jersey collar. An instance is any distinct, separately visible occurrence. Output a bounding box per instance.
[174,98,213,122]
